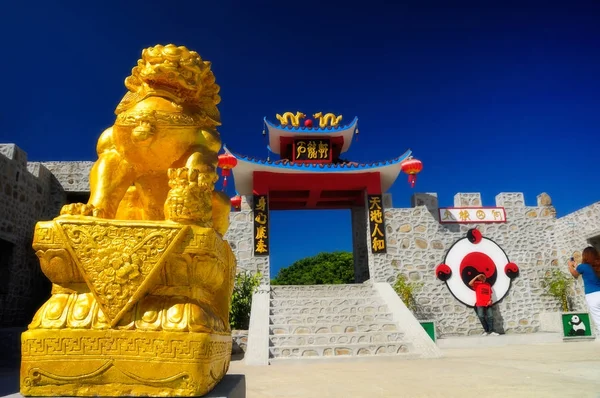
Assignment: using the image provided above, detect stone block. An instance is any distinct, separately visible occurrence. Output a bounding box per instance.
[0,144,27,166]
[382,193,393,208]
[241,195,253,211]
[453,193,482,207]
[41,161,93,192]
[537,192,553,207]
[410,193,438,212]
[495,192,525,207]
[539,312,563,332]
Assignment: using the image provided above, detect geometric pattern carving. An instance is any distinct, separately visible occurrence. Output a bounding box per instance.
[56,219,188,327]
[21,330,232,397]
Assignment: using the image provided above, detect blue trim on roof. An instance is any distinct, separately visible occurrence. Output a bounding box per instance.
[263,116,358,134]
[225,147,413,172]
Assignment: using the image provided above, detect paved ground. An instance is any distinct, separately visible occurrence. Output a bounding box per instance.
[229,341,600,398]
[2,339,599,398]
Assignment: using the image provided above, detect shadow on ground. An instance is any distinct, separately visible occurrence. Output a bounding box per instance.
[0,367,19,396]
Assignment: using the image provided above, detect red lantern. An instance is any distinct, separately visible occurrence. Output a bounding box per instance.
[231,195,242,211]
[218,153,238,190]
[401,158,423,188]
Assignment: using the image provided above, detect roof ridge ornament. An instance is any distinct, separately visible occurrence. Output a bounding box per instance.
[313,112,343,128]
[275,111,305,127]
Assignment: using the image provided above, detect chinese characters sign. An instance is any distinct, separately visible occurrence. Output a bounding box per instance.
[368,195,387,253]
[293,139,331,162]
[438,207,507,224]
[253,195,269,255]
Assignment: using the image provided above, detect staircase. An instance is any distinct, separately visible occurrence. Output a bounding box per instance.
[268,283,419,363]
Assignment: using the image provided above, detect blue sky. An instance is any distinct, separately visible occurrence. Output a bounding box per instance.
[1,1,599,277]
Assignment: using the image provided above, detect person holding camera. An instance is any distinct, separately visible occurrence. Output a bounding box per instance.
[567,246,600,330]
[469,273,500,336]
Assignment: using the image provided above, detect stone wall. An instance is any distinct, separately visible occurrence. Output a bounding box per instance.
[555,201,600,316]
[369,191,600,337]
[0,144,65,327]
[41,161,93,192]
[224,196,270,284]
[2,142,599,339]
[350,206,370,282]
[231,330,249,355]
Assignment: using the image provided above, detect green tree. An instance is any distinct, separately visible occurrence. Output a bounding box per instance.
[271,251,355,285]
[230,271,262,330]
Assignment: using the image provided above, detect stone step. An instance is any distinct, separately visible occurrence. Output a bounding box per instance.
[270,304,390,316]
[269,312,394,325]
[270,285,375,298]
[270,331,405,347]
[270,322,399,335]
[269,342,414,358]
[269,352,420,365]
[270,297,383,308]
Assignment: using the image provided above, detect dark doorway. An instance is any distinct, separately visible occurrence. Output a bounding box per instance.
[0,239,14,295]
[66,191,90,205]
[588,234,600,252]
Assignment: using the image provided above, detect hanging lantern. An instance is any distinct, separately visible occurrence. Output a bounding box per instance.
[217,153,238,190]
[401,158,423,188]
[231,195,242,211]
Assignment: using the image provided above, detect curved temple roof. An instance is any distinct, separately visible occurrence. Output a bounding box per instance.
[265,117,359,155]
[224,146,412,196]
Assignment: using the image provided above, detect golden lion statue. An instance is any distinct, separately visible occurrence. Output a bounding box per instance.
[60,44,230,235]
[21,44,237,397]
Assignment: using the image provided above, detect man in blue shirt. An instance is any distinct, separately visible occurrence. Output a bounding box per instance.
[567,246,600,331]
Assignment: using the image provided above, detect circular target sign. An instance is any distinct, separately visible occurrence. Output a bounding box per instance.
[435,228,519,307]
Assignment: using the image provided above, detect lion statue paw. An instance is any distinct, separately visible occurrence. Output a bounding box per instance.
[59,203,105,218]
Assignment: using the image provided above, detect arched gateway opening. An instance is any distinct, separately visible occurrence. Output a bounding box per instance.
[225,112,418,286]
[268,209,354,285]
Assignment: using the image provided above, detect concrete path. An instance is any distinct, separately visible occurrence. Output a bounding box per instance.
[2,339,599,398]
[229,340,600,398]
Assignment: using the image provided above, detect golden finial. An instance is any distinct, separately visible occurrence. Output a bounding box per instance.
[313,112,343,128]
[275,111,306,127]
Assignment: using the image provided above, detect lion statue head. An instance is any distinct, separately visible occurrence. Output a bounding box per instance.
[115,44,221,128]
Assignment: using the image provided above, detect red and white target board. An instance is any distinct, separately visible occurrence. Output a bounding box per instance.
[435,228,519,307]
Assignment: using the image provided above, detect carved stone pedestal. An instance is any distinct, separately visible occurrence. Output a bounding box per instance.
[20,217,236,397]
[21,330,231,396]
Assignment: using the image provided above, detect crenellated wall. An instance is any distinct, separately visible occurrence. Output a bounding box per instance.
[223,188,600,337]
[369,191,600,337]
[0,144,65,328]
[2,142,599,340]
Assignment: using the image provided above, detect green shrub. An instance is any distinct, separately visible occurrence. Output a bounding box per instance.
[271,252,354,285]
[229,271,262,330]
[541,268,574,312]
[392,274,423,313]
